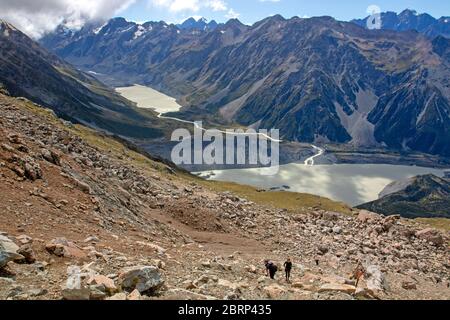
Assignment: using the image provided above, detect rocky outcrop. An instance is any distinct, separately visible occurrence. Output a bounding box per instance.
[62,287,91,301]
[45,238,87,259]
[263,284,287,299]
[118,266,165,295]
[87,275,118,295]
[0,235,23,268]
[16,245,36,264]
[364,265,386,298]
[415,228,444,246]
[319,283,356,294]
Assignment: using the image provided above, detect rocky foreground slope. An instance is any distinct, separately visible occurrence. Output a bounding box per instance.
[0,93,449,300]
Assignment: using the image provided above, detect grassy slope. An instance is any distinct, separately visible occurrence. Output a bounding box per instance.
[198,179,353,215]
[415,218,450,232]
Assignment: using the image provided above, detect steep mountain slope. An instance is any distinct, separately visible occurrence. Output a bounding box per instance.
[1,93,449,300]
[352,9,450,39]
[0,20,162,139]
[358,175,450,218]
[432,36,450,62]
[41,15,450,156]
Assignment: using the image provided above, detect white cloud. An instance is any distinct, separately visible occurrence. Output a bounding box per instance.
[0,0,136,38]
[152,0,199,12]
[225,9,240,19]
[150,0,228,13]
[208,0,227,12]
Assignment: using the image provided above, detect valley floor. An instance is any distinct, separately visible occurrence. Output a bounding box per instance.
[0,94,449,301]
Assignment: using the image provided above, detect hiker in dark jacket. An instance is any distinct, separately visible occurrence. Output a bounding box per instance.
[264,260,278,279]
[284,258,293,282]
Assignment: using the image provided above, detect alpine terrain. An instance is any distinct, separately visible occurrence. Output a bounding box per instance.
[0,3,449,303]
[40,14,450,157]
[0,93,449,300]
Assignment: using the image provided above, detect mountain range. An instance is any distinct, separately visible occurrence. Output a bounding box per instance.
[352,9,450,39]
[40,12,450,157]
[1,8,450,302]
[178,17,220,31]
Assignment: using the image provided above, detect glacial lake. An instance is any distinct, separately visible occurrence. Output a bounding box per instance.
[196,164,448,206]
[116,84,448,207]
[116,84,182,113]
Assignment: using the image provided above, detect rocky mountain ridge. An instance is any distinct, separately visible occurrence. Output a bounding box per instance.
[352,9,450,39]
[178,18,221,32]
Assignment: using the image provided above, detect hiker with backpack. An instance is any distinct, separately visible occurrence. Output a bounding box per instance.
[284,258,293,282]
[264,260,278,279]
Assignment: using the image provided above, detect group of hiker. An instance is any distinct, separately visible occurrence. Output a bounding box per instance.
[264,258,367,286]
[264,258,293,282]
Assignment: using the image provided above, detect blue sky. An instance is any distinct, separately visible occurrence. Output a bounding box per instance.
[120,0,450,24]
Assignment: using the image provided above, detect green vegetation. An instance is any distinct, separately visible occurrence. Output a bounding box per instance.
[197,179,353,215]
[415,218,450,232]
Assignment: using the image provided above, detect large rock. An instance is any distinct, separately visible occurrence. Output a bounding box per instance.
[291,282,315,291]
[118,266,164,295]
[319,283,356,294]
[298,273,322,285]
[357,210,380,223]
[89,285,107,300]
[23,156,42,181]
[415,228,444,246]
[45,238,87,259]
[263,284,287,299]
[0,235,23,268]
[127,289,142,301]
[16,244,36,264]
[40,148,61,166]
[107,293,127,301]
[245,265,257,274]
[217,279,243,291]
[87,275,117,295]
[16,235,33,245]
[322,212,340,221]
[62,287,91,300]
[136,241,167,255]
[365,265,385,297]
[402,281,417,290]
